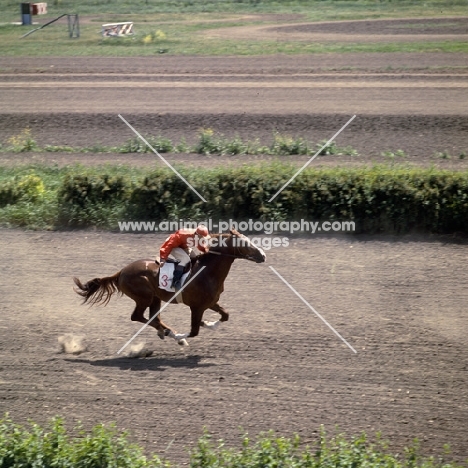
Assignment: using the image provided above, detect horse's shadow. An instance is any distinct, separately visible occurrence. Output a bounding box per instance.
[65,354,213,372]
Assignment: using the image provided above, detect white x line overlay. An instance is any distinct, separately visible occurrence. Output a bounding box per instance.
[117,266,206,355]
[118,114,207,202]
[269,266,357,353]
[268,114,356,202]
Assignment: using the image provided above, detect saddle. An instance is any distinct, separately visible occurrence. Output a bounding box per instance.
[154,256,191,274]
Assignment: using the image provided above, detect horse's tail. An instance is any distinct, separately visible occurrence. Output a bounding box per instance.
[73,271,121,307]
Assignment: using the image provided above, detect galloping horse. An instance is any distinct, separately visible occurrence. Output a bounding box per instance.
[73,229,266,346]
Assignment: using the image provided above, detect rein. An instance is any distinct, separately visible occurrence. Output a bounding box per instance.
[207,250,255,261]
[204,234,259,262]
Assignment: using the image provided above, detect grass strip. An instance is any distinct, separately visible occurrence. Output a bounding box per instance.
[1,0,467,56]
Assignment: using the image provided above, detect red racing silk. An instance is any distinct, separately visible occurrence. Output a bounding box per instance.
[159,228,209,261]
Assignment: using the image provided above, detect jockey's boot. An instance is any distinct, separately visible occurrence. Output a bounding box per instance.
[172,265,185,291]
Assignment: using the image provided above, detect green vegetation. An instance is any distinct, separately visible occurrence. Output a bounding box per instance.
[0,415,167,468]
[434,150,468,160]
[0,415,465,468]
[0,0,467,56]
[2,0,467,20]
[4,128,37,153]
[382,149,408,160]
[1,128,358,157]
[2,163,468,234]
[0,165,62,229]
[191,429,464,468]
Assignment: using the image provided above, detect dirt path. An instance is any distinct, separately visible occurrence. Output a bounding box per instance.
[1,52,467,160]
[0,229,467,463]
[2,53,467,74]
[203,17,468,43]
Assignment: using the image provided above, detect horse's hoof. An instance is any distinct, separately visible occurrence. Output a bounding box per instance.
[174,332,188,341]
[173,332,189,346]
[203,320,220,330]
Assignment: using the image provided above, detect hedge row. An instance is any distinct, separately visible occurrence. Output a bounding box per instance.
[2,166,468,233]
[0,174,45,207]
[56,166,468,233]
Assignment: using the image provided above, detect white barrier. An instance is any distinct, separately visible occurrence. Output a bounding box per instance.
[101,22,134,37]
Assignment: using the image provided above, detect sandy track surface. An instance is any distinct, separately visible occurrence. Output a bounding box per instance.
[1,229,468,463]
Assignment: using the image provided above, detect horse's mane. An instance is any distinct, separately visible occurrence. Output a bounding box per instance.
[208,232,230,251]
[195,232,232,267]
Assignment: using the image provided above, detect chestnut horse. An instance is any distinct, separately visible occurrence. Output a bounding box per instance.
[73,230,266,346]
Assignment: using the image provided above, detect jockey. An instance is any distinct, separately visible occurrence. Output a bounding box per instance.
[159,225,211,290]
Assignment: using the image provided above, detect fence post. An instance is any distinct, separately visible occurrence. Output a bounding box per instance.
[67,14,80,38]
[21,3,32,25]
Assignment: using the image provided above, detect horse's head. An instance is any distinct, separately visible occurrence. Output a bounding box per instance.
[227,229,266,263]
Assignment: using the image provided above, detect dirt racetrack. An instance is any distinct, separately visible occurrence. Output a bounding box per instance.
[1,229,468,463]
[1,14,468,464]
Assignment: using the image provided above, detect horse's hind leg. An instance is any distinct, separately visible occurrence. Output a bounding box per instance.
[149,297,175,340]
[130,301,151,326]
[130,298,185,345]
[202,303,228,330]
[211,303,229,322]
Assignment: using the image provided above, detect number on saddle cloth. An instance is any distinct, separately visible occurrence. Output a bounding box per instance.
[159,261,191,292]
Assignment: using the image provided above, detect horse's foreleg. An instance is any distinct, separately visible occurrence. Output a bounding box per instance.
[167,307,201,344]
[202,303,228,330]
[187,306,205,338]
